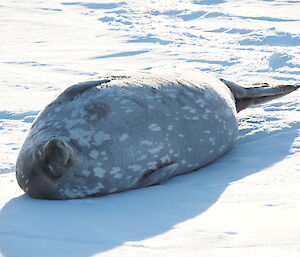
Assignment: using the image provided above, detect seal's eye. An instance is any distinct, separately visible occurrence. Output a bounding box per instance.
[30,168,37,177]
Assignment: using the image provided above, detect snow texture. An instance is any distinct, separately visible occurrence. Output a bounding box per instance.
[0,0,299,257]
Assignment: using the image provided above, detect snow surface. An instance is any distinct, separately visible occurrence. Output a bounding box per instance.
[0,0,300,256]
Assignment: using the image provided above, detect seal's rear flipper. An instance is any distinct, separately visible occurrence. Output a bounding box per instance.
[221,79,299,112]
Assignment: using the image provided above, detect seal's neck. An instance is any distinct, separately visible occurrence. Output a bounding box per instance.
[220,79,299,112]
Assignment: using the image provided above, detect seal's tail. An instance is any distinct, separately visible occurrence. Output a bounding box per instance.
[221,79,299,112]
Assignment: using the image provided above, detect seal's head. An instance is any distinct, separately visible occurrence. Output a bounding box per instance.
[16,137,75,200]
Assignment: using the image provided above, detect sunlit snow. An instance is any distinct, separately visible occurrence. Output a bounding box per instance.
[0,0,299,257]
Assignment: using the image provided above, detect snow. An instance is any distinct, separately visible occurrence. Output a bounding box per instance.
[0,0,300,256]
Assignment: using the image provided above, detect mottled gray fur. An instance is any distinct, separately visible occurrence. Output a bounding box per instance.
[16,70,299,199]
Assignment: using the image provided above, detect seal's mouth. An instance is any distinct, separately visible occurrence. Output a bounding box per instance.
[16,165,64,200]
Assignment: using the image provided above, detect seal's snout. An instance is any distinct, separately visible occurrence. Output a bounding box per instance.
[42,137,74,179]
[44,137,73,167]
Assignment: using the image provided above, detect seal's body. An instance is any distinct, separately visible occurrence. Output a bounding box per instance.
[16,70,299,199]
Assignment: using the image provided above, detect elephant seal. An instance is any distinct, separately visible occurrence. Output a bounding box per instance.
[15,70,299,199]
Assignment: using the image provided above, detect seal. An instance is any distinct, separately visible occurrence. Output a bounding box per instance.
[15,70,299,199]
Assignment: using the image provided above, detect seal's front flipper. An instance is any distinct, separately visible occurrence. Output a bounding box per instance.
[221,79,299,112]
[134,162,179,188]
[60,79,111,99]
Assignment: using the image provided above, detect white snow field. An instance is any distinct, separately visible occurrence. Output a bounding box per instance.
[1,0,300,256]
